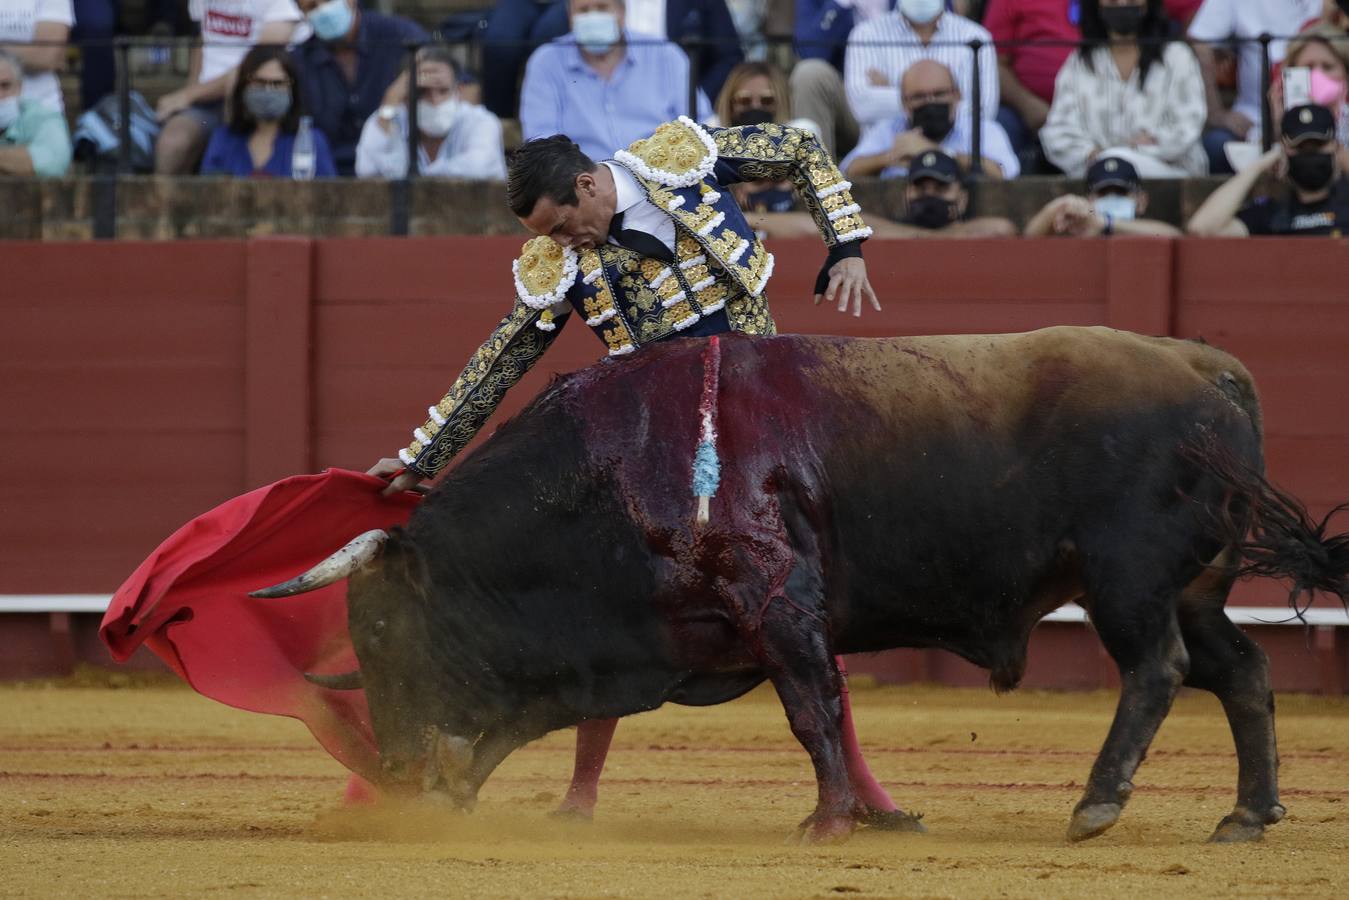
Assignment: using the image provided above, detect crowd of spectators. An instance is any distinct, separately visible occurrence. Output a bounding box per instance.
[0,0,1347,238]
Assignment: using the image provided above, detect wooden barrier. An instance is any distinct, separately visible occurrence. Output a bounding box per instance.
[2,236,1346,687]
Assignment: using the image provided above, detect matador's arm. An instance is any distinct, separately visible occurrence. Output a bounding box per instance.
[709,123,873,260]
[398,299,569,479]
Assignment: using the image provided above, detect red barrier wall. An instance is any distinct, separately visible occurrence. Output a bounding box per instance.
[3,237,1346,685]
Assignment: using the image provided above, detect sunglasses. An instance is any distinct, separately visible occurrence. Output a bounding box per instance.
[733,94,777,108]
[249,77,292,91]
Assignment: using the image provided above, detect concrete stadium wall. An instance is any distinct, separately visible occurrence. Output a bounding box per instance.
[3,236,1346,689]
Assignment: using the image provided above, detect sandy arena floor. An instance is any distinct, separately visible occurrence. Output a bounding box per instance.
[2,676,1347,898]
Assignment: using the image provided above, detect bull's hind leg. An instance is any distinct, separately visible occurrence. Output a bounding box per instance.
[1070,578,1190,842]
[1178,564,1283,843]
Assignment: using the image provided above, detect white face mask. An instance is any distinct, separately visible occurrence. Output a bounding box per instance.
[573,10,621,53]
[1093,193,1138,221]
[417,97,463,138]
[0,95,19,132]
[899,0,945,25]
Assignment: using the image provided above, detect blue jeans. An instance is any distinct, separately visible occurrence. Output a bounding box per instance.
[1203,127,1241,175]
[482,0,570,119]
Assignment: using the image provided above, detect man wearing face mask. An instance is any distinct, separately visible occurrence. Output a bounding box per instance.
[1189,104,1349,236]
[845,0,999,130]
[0,48,71,177]
[841,59,1019,180]
[880,150,1017,237]
[520,0,713,162]
[354,47,507,180]
[290,0,429,176]
[1025,155,1181,236]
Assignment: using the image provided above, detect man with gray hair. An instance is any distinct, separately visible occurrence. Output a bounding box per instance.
[0,49,72,176]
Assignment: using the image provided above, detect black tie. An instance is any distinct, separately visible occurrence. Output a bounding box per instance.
[608,211,674,263]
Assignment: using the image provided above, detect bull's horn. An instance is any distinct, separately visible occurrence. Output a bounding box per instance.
[248,529,388,598]
[304,670,364,690]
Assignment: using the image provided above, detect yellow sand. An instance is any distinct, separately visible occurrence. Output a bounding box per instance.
[2,678,1347,898]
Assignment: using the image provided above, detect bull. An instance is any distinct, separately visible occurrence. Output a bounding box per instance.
[254,327,1348,844]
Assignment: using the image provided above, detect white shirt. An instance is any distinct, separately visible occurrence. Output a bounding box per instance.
[189,0,303,85]
[1188,0,1321,136]
[625,0,667,39]
[354,103,507,180]
[603,160,676,253]
[844,10,999,128]
[1040,42,1209,178]
[0,0,74,113]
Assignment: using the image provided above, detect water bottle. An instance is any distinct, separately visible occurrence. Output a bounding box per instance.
[292,116,316,181]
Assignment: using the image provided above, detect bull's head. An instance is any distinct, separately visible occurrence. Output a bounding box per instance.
[250,530,482,807]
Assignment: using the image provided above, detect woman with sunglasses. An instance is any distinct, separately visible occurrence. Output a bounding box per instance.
[201,45,336,178]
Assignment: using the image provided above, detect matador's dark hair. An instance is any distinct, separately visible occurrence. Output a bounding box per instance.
[506,135,597,217]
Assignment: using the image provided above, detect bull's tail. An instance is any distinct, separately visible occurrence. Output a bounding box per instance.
[1186,435,1349,619]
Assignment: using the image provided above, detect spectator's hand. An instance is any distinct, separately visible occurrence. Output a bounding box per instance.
[815,256,881,318]
[1048,195,1094,236]
[1131,130,1158,146]
[867,68,890,87]
[891,129,937,166]
[367,458,428,497]
[1214,108,1255,137]
[156,88,194,122]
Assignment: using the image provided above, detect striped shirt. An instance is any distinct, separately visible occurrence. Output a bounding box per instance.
[844,11,999,128]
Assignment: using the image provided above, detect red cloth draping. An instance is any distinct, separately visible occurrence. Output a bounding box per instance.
[99,469,420,782]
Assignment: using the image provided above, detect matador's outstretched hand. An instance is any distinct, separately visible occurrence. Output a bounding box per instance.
[816,257,881,318]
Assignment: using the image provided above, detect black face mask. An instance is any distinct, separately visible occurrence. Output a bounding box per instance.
[1288,151,1336,192]
[1100,4,1146,36]
[906,195,956,230]
[911,102,954,142]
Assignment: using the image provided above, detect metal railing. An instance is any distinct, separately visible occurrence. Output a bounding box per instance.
[3,31,1320,237]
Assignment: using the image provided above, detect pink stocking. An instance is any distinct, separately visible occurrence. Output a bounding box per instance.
[556,716,620,816]
[836,655,898,812]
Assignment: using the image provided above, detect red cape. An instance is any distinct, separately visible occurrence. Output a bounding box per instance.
[99,469,420,782]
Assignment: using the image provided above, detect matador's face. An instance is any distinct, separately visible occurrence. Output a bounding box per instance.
[518,170,616,251]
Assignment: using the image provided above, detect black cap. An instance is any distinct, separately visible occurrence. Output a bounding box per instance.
[1086,155,1140,192]
[1282,104,1336,145]
[909,150,962,183]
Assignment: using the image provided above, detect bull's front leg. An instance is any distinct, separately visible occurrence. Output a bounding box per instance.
[758,606,860,844]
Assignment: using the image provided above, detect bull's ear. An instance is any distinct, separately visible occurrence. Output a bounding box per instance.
[303,670,364,690]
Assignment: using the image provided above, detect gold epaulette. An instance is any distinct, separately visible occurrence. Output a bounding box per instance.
[614,116,718,188]
[512,236,579,310]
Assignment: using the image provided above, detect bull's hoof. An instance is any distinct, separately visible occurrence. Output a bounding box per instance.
[1067,802,1122,843]
[794,813,856,845]
[858,807,927,833]
[1208,819,1264,843]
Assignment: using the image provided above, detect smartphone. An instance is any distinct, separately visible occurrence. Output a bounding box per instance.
[1283,67,1312,108]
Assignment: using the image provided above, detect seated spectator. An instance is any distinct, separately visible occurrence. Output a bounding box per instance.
[485,0,742,121]
[355,47,506,180]
[1025,155,1181,236]
[0,48,71,176]
[72,0,116,110]
[0,0,71,114]
[841,59,1020,180]
[290,0,429,176]
[714,60,820,131]
[880,149,1018,237]
[520,0,712,162]
[154,0,303,174]
[1269,24,1349,167]
[1188,103,1348,235]
[1189,0,1323,174]
[982,0,1080,162]
[1041,0,1207,178]
[200,45,336,177]
[792,0,897,158]
[844,0,999,132]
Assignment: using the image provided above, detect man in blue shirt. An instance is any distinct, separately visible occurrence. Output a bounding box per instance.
[291,0,429,176]
[520,0,713,161]
[841,59,1019,180]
